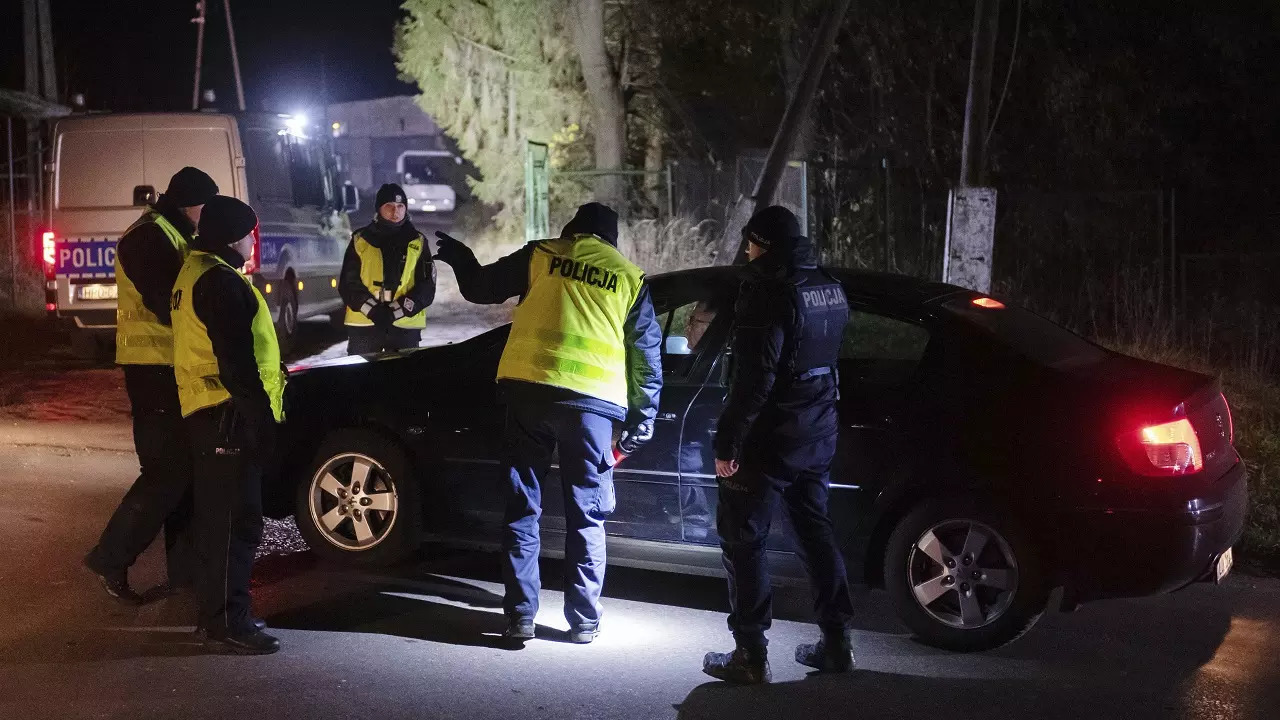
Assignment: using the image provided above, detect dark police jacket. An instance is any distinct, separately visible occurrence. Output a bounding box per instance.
[442,237,663,427]
[715,238,849,461]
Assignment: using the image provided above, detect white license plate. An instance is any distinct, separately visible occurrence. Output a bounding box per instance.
[76,284,118,301]
[1215,547,1234,583]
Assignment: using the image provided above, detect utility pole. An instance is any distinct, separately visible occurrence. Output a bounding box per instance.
[35,0,57,102]
[959,0,1000,187]
[192,1,207,110]
[223,0,247,111]
[942,0,1001,293]
[714,0,853,265]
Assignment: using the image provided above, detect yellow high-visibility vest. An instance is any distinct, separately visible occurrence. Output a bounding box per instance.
[344,233,427,329]
[496,234,644,407]
[171,250,286,422]
[114,211,189,365]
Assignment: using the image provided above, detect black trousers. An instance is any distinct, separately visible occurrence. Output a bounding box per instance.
[347,325,421,354]
[186,403,269,635]
[717,433,854,650]
[87,365,195,586]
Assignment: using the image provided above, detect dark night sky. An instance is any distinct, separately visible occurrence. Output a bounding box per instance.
[1,0,416,112]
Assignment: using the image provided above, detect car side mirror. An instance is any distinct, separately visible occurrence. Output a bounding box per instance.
[665,335,692,356]
[341,183,360,213]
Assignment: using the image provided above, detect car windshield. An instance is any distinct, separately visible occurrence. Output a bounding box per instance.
[943,297,1108,370]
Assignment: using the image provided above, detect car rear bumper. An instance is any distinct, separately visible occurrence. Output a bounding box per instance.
[1059,460,1248,603]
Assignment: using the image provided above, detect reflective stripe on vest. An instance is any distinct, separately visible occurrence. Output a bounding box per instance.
[115,211,189,365]
[171,251,286,422]
[496,234,644,408]
[344,233,427,329]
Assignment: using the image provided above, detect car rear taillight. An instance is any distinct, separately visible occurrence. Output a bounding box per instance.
[1116,418,1204,476]
[41,230,56,280]
[242,222,261,275]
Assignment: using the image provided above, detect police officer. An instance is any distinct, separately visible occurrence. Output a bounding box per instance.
[84,167,218,602]
[171,195,285,655]
[340,183,436,354]
[434,202,662,643]
[702,206,855,684]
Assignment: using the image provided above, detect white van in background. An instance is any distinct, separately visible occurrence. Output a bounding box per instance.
[44,112,360,355]
[398,150,459,217]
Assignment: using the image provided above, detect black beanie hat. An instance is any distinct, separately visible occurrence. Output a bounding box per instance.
[196,195,258,249]
[376,183,407,208]
[561,202,619,247]
[161,166,219,208]
[742,205,802,252]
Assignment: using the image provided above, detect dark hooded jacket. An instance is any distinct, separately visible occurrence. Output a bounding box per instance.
[339,216,436,317]
[713,233,844,461]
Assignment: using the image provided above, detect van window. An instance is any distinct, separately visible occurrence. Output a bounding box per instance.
[242,128,293,206]
[56,127,234,210]
[288,139,328,208]
[143,128,235,198]
[56,130,145,208]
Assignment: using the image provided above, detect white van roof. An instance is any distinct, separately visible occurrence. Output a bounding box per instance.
[53,113,241,210]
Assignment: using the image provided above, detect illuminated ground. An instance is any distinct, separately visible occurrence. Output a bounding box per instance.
[0,435,1278,719]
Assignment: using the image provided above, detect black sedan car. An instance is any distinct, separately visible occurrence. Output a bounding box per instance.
[269,267,1247,651]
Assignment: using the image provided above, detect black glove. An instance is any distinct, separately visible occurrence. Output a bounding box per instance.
[433,231,471,267]
[367,302,394,329]
[618,420,655,455]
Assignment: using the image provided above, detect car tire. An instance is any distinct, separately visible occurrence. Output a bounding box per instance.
[884,495,1047,652]
[294,428,422,567]
[275,279,299,356]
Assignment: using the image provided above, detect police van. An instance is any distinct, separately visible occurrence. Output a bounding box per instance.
[44,112,361,355]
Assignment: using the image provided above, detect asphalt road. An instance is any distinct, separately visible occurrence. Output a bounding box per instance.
[1,437,1278,719]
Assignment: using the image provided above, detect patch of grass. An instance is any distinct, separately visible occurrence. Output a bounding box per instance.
[622,216,719,274]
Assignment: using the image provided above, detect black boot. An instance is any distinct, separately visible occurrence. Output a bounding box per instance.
[702,647,772,685]
[503,616,536,640]
[82,553,142,605]
[204,629,280,655]
[795,631,855,673]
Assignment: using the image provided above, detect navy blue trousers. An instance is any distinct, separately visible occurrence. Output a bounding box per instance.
[717,434,854,650]
[501,403,616,630]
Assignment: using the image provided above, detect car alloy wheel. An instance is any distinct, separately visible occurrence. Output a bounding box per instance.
[906,519,1019,629]
[307,452,399,551]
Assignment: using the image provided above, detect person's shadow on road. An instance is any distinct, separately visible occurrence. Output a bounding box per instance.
[674,587,1240,720]
[263,572,536,651]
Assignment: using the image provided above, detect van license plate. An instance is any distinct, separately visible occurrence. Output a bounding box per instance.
[1215,547,1234,583]
[76,284,118,301]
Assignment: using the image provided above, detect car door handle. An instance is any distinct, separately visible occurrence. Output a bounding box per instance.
[657,412,679,422]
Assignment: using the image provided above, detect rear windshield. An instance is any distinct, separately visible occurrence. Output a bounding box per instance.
[943,298,1108,370]
[56,130,145,208]
[57,127,234,209]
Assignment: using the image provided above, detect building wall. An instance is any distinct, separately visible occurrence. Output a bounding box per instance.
[328,96,441,139]
[329,95,448,206]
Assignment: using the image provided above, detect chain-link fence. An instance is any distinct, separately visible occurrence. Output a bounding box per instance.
[992,190,1169,344]
[810,159,947,280]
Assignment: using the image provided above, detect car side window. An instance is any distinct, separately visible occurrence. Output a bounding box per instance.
[658,300,719,377]
[839,310,930,385]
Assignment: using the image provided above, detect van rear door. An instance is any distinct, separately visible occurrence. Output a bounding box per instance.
[50,114,238,328]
